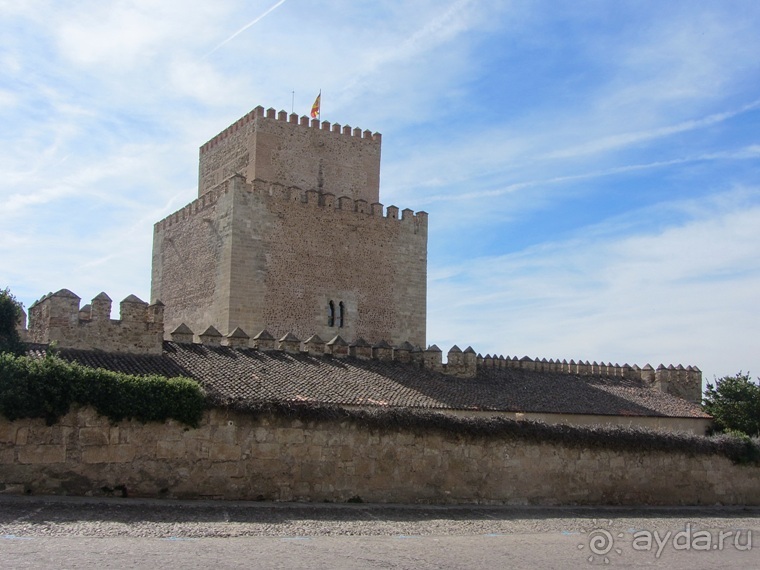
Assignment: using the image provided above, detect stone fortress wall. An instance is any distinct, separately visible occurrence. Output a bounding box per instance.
[0,406,756,505]
[26,290,164,355]
[21,289,703,404]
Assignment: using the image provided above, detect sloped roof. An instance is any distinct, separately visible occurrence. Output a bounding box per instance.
[25,342,709,419]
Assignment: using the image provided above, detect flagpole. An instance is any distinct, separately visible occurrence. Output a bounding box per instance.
[318,89,321,121]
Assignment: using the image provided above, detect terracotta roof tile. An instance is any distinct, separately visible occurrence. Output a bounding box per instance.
[28,342,709,419]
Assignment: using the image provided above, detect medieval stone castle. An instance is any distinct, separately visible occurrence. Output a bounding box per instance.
[22,105,702,405]
[153,106,427,347]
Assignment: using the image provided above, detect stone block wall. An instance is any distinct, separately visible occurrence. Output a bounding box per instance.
[477,355,703,403]
[0,407,756,505]
[152,175,427,347]
[27,290,164,355]
[198,106,381,203]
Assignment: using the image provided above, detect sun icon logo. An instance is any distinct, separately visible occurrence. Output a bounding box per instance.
[577,519,624,564]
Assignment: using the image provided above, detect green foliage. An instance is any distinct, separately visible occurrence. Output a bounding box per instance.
[0,288,24,356]
[0,353,205,427]
[703,372,760,437]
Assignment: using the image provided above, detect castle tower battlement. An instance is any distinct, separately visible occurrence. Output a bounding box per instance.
[152,107,427,348]
[27,289,164,355]
[198,105,382,204]
[199,106,381,155]
[153,175,428,234]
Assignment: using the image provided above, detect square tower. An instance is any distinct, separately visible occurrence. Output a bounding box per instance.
[151,106,427,348]
[198,106,381,203]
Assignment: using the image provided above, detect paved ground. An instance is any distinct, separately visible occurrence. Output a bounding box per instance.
[0,495,758,569]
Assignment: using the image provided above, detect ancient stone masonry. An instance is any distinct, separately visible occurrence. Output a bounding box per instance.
[198,105,382,202]
[152,106,428,348]
[475,354,703,404]
[162,322,703,403]
[22,285,702,404]
[0,407,756,504]
[26,289,164,355]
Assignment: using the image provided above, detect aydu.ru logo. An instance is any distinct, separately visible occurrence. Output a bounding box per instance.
[579,519,752,563]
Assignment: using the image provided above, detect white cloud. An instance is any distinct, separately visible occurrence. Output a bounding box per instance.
[428,189,760,382]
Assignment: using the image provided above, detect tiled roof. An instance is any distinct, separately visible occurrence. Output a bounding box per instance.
[25,342,709,419]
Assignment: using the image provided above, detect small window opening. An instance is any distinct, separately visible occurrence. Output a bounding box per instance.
[328,301,335,327]
[338,302,345,328]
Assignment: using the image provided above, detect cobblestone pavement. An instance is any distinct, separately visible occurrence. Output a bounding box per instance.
[0,495,758,569]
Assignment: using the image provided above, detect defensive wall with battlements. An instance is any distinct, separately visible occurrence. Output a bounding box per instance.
[26,290,164,355]
[20,288,703,404]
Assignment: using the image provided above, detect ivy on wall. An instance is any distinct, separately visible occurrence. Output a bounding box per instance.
[217,399,760,466]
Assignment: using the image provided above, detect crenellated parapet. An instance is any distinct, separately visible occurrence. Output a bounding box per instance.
[159,324,703,402]
[197,105,382,202]
[154,174,428,236]
[24,295,703,405]
[153,180,228,233]
[28,289,164,355]
[199,105,381,156]
[472,353,703,404]
[165,324,481,378]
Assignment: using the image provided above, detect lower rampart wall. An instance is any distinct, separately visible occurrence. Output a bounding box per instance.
[0,407,756,505]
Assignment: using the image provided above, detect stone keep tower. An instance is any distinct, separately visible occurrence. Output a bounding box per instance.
[151,106,428,347]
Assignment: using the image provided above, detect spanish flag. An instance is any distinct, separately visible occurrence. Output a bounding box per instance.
[310,92,321,119]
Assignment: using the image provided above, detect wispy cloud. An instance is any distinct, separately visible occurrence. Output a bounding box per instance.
[205,0,289,57]
[544,99,760,160]
[422,144,760,203]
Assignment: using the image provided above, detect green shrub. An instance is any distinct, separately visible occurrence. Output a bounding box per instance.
[0,288,24,356]
[0,353,204,426]
[703,372,760,437]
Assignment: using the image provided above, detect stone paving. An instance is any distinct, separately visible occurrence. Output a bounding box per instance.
[1,496,759,569]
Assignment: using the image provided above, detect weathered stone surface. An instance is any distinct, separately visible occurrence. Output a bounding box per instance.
[0,425,16,444]
[209,443,241,462]
[17,445,66,465]
[152,108,427,349]
[81,444,136,464]
[79,427,110,447]
[0,407,758,505]
[27,289,164,355]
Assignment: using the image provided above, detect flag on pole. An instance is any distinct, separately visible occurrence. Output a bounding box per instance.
[310,92,321,119]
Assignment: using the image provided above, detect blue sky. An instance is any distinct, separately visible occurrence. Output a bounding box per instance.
[2,0,759,383]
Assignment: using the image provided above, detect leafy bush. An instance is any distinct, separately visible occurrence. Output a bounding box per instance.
[0,353,204,426]
[0,288,24,356]
[703,372,760,437]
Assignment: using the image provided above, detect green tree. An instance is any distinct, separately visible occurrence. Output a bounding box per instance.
[703,372,760,437]
[0,288,24,355]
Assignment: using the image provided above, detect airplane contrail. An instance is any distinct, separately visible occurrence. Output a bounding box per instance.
[205,0,289,57]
